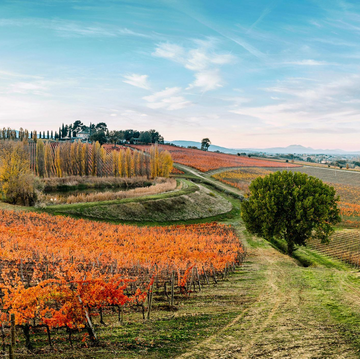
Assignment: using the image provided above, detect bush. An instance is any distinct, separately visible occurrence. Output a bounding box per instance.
[0,142,43,205]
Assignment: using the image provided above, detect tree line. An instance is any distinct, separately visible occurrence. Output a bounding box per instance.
[0,137,173,205]
[35,140,172,178]
[0,124,164,146]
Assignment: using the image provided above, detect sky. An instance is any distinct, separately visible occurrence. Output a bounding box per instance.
[1,0,360,150]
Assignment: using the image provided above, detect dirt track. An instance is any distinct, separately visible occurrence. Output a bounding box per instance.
[177,239,359,359]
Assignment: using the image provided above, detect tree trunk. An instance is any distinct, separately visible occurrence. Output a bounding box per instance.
[287,239,295,256]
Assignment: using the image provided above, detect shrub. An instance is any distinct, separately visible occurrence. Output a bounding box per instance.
[0,142,43,205]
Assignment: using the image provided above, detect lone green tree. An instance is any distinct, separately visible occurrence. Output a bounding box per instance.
[201,138,211,151]
[241,171,341,256]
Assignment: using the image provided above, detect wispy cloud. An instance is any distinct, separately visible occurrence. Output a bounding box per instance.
[284,59,333,66]
[0,18,157,39]
[186,69,222,91]
[123,74,151,90]
[0,70,43,80]
[152,43,185,61]
[9,81,49,95]
[164,1,265,59]
[143,87,192,110]
[0,76,78,96]
[246,0,283,34]
[153,39,234,92]
[231,74,360,128]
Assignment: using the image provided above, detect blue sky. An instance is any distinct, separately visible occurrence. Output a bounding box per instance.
[1,0,360,150]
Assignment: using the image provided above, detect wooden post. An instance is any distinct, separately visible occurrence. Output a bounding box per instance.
[170,271,175,306]
[211,264,217,284]
[120,306,124,324]
[147,281,154,320]
[164,282,169,301]
[187,267,194,293]
[9,313,15,359]
[202,266,209,285]
[195,267,201,292]
[20,260,25,284]
[1,323,5,353]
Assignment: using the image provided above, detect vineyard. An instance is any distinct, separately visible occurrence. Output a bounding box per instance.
[212,168,273,195]
[308,229,360,268]
[0,210,244,352]
[131,145,300,172]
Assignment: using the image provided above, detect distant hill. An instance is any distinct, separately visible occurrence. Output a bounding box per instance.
[258,144,350,155]
[167,140,246,154]
[167,141,359,155]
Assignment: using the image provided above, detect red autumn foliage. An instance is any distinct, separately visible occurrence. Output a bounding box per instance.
[0,210,244,343]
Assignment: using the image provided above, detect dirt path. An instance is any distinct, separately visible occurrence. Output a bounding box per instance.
[174,164,245,199]
[176,242,359,359]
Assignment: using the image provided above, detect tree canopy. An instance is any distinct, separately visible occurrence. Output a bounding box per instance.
[241,171,341,256]
[89,130,107,145]
[201,138,211,151]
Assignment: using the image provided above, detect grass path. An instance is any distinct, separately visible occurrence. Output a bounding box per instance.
[173,164,245,198]
[176,230,360,358]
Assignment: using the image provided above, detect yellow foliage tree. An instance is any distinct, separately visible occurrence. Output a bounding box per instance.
[118,150,124,177]
[0,142,39,205]
[36,139,46,177]
[150,144,159,178]
[91,141,101,176]
[159,150,173,177]
[44,142,53,177]
[125,148,132,178]
[54,146,62,177]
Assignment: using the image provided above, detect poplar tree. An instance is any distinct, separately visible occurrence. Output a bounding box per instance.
[36,139,46,177]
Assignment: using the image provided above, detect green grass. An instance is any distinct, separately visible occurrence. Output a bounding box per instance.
[266,236,351,270]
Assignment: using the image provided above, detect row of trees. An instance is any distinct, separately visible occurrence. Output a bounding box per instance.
[61,121,165,145]
[0,125,165,145]
[35,141,173,178]
[0,139,173,205]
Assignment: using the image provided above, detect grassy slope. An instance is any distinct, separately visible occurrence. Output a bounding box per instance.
[43,180,236,225]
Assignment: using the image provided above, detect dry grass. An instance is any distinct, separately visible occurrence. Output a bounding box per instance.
[42,178,178,205]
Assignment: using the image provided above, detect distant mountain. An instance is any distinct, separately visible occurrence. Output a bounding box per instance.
[167,141,359,155]
[257,145,350,155]
[167,140,246,154]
